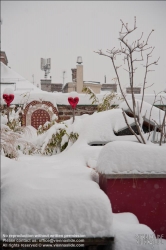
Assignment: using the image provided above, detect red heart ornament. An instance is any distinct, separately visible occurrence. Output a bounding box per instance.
[3,94,15,107]
[68,97,79,109]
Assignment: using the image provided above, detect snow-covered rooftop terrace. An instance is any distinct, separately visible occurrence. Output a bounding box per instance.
[1,103,166,248]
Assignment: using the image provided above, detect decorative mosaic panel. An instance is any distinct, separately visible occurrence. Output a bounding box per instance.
[31,109,50,129]
[22,101,59,127]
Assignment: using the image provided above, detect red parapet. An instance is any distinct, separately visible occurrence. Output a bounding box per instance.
[99,174,166,239]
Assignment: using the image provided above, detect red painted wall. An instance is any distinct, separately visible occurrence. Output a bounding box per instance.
[99,175,166,239]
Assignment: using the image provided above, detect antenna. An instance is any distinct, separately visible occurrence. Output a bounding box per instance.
[62,70,66,87]
[104,75,106,83]
[41,58,51,78]
[32,74,34,84]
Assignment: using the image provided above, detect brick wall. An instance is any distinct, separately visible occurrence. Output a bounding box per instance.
[57,105,98,121]
[41,83,52,92]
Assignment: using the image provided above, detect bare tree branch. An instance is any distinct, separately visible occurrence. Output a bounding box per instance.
[122,111,142,143]
[94,17,161,145]
[145,83,154,89]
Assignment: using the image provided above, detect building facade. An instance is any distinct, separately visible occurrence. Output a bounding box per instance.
[41,79,62,92]
[63,60,102,94]
[101,84,117,92]
[126,87,141,94]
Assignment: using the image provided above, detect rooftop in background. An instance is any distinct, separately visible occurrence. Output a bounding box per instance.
[0,61,41,92]
[126,87,141,94]
[0,51,8,65]
[0,61,59,107]
[101,84,117,92]
[40,79,62,92]
[63,58,103,94]
[84,81,101,85]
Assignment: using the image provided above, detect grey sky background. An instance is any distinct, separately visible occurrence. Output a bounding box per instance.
[1,1,166,93]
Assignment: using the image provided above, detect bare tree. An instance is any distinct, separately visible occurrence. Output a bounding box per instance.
[94,17,161,144]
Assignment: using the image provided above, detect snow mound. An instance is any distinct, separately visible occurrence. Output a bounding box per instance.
[1,155,113,238]
[113,213,166,250]
[113,218,163,250]
[78,109,135,143]
[113,212,139,225]
[96,141,166,174]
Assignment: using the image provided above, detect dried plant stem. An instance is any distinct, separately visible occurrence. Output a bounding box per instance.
[111,58,132,113]
[7,106,10,123]
[159,111,166,146]
[73,109,75,123]
[122,111,142,143]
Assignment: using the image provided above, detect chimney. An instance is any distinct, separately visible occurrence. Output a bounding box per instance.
[104,75,106,83]
[71,68,77,82]
[76,56,83,93]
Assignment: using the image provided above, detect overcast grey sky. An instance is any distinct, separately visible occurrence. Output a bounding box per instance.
[1,1,166,93]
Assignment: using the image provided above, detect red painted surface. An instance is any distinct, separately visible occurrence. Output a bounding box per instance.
[99,175,166,239]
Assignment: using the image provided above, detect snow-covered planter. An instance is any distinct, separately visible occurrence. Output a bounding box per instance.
[96,141,166,238]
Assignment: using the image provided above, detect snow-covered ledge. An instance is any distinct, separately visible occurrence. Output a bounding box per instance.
[96,141,166,175]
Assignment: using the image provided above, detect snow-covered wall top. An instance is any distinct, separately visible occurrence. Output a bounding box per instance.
[96,141,166,174]
[1,92,165,110]
[46,92,166,106]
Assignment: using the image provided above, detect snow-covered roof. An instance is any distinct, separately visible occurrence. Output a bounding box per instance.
[0,62,58,107]
[0,62,40,92]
